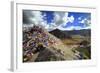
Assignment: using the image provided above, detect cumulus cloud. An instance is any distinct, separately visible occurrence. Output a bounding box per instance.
[23,10,91,31]
[48,12,75,31]
[23,10,49,29]
[53,12,74,26]
[79,18,91,26]
[23,10,88,31]
[53,12,65,26]
[30,11,44,25]
[68,16,74,23]
[79,18,87,24]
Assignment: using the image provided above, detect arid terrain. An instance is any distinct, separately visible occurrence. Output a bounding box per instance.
[23,25,91,62]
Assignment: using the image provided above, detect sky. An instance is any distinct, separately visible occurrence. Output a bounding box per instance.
[23,10,91,31]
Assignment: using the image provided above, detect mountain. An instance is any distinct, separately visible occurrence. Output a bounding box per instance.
[49,29,91,39]
[23,26,77,62]
[49,29,72,39]
[63,29,91,36]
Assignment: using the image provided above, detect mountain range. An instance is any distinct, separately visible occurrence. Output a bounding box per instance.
[49,29,91,39]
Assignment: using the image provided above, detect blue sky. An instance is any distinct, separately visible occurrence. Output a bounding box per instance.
[41,11,91,29]
[66,12,90,27]
[23,10,91,31]
[42,11,54,24]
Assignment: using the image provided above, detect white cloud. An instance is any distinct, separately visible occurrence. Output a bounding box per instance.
[41,21,47,27]
[58,25,90,31]
[62,13,68,22]
[68,16,74,23]
[79,18,91,27]
[58,26,80,30]
[78,17,82,20]
[23,11,76,31]
[83,26,90,29]
[26,11,50,30]
[54,13,61,22]
[48,12,75,31]
[79,18,87,24]
[30,11,43,25]
[54,12,74,26]
[86,19,91,26]
[53,12,65,26]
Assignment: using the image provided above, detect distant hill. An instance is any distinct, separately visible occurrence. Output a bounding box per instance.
[63,29,91,36]
[49,29,72,39]
[49,29,91,39]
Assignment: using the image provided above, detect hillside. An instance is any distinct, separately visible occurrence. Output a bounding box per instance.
[23,26,78,62]
[49,29,72,39]
[49,28,91,59]
[49,29,91,39]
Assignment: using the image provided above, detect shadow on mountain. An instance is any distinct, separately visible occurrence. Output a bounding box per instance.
[49,29,91,39]
[23,25,91,62]
[49,29,72,39]
[35,47,65,62]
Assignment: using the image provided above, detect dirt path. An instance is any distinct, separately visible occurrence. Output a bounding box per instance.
[25,28,80,62]
[47,33,78,60]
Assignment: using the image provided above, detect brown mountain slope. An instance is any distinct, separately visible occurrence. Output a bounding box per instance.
[23,26,79,62]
